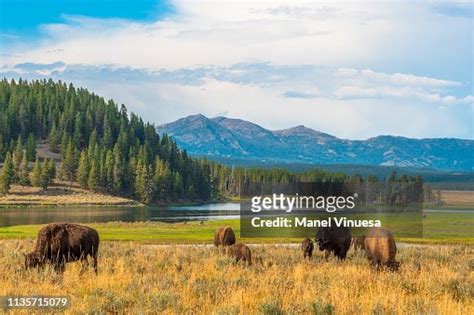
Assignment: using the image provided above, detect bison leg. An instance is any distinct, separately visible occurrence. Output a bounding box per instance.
[79,256,89,274]
[336,250,347,260]
[324,250,330,261]
[92,253,98,275]
[54,261,65,273]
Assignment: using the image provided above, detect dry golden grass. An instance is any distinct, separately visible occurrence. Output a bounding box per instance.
[441,190,474,206]
[0,240,472,314]
[0,183,140,206]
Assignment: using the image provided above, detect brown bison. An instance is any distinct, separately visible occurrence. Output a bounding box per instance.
[315,224,351,260]
[364,227,400,271]
[301,237,314,259]
[213,226,236,247]
[24,223,99,273]
[226,244,252,265]
[352,235,366,251]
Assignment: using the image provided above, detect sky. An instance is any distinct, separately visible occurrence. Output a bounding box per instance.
[0,0,472,140]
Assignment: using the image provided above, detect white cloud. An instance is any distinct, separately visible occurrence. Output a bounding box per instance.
[2,0,471,73]
[0,1,472,139]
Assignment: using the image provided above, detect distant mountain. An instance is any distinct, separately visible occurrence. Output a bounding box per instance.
[157,114,474,171]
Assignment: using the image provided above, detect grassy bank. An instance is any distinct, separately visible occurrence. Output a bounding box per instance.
[0,183,141,207]
[0,240,472,314]
[0,211,472,244]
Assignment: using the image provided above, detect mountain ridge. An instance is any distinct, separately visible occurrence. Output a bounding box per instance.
[156,114,474,171]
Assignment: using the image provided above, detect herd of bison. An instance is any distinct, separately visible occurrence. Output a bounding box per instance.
[23,222,400,274]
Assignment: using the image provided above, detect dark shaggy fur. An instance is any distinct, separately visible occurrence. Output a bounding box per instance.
[315,224,351,260]
[301,237,314,259]
[226,244,252,265]
[352,235,366,251]
[213,226,236,247]
[364,228,400,271]
[25,223,99,273]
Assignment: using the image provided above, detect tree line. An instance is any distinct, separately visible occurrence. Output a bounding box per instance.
[0,79,429,204]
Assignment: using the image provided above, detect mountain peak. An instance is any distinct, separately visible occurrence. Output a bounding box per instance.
[275,125,337,140]
[157,115,473,171]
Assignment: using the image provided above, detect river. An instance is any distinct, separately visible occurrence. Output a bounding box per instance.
[0,203,240,227]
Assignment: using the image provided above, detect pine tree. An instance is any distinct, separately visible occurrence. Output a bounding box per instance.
[134,160,143,199]
[73,112,84,148]
[173,172,183,199]
[136,164,153,204]
[25,133,36,162]
[153,157,169,201]
[60,140,77,186]
[40,159,52,190]
[142,164,154,204]
[30,159,42,187]
[47,159,56,183]
[87,159,99,191]
[49,123,61,153]
[76,150,89,188]
[0,134,5,161]
[0,152,14,195]
[112,145,123,194]
[103,119,113,150]
[18,151,30,186]
[105,150,114,192]
[12,137,23,182]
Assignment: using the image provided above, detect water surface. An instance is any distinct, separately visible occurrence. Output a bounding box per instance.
[0,203,240,227]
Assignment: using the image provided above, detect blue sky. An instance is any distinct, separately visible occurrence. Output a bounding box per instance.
[0,1,472,139]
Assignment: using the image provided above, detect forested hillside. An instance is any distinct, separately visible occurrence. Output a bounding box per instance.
[0,79,432,204]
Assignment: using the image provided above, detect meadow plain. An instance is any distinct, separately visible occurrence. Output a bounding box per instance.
[0,193,472,314]
[0,240,473,314]
[0,210,472,244]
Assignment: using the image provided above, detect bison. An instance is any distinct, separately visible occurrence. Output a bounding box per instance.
[364,227,400,271]
[24,223,99,273]
[213,226,236,247]
[352,235,366,251]
[301,237,314,259]
[226,244,252,265]
[315,224,351,260]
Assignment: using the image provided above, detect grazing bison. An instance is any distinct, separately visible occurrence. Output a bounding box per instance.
[315,224,351,260]
[352,235,366,251]
[226,244,252,265]
[24,223,99,273]
[213,226,236,247]
[364,227,400,271]
[301,237,314,259]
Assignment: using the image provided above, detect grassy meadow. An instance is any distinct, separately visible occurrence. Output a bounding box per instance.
[0,240,473,314]
[0,191,472,313]
[0,210,473,244]
[0,183,140,207]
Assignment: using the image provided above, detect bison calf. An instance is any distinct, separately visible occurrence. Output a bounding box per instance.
[301,237,314,259]
[214,226,236,247]
[364,227,400,271]
[25,223,99,274]
[226,244,252,265]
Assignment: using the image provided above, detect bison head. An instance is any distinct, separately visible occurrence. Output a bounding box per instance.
[24,252,41,270]
[315,228,331,251]
[388,260,401,271]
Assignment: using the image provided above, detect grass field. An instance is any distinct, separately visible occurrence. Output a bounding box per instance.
[441,190,474,207]
[0,210,472,244]
[0,240,472,314]
[0,183,141,207]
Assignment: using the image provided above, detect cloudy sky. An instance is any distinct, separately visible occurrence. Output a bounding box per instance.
[1,0,472,139]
